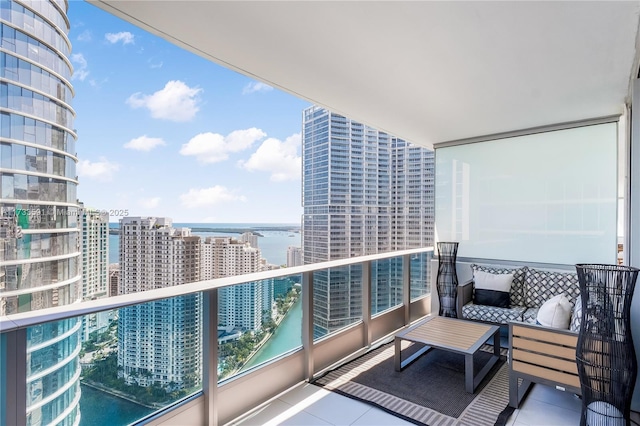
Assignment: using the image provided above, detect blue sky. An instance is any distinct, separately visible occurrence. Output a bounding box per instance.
[67,2,310,224]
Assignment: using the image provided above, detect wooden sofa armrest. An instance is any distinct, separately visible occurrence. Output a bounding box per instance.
[508,322,580,408]
[456,279,474,318]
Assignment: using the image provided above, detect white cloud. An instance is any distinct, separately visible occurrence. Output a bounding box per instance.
[180,186,247,208]
[89,77,108,89]
[139,197,161,209]
[242,81,273,95]
[77,158,119,182]
[71,53,89,81]
[148,58,163,69]
[124,135,166,152]
[77,30,92,42]
[105,31,135,45]
[126,80,202,122]
[180,128,266,164]
[239,133,301,181]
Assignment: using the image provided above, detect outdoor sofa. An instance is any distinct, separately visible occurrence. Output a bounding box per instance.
[455,264,582,408]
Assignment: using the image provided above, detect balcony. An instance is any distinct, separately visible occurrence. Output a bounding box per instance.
[4,2,640,425]
[14,235,640,426]
[2,248,438,426]
[4,246,621,425]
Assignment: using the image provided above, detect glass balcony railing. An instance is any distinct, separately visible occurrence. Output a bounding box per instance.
[0,247,433,426]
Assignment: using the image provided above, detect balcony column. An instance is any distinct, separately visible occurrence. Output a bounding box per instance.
[629,78,640,411]
[403,254,411,325]
[203,289,219,426]
[0,328,27,426]
[362,261,372,347]
[302,271,314,381]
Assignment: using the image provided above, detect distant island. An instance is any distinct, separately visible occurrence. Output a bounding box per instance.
[109,226,301,236]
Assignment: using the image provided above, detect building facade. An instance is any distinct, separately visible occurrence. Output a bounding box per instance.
[240,231,259,249]
[201,237,264,331]
[0,1,82,424]
[79,204,109,342]
[302,106,434,336]
[286,246,303,267]
[108,263,119,297]
[118,217,201,389]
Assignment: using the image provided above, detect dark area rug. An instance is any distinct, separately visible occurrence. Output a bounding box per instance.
[313,341,513,426]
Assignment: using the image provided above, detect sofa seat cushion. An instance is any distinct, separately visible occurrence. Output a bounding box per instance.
[462,303,526,324]
[471,264,528,307]
[522,308,539,324]
[525,268,580,308]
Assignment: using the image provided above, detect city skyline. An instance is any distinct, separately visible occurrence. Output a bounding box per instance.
[68,1,310,223]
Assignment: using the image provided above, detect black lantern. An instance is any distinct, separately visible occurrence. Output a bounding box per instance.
[575,264,639,426]
[436,242,459,318]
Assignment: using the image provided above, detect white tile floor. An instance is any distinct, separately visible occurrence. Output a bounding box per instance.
[506,384,581,426]
[230,381,582,426]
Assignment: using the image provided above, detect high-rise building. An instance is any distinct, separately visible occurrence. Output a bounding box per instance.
[240,231,259,249]
[201,237,264,331]
[108,263,119,297]
[0,1,82,424]
[79,204,109,342]
[118,217,201,389]
[302,106,434,336]
[286,246,303,267]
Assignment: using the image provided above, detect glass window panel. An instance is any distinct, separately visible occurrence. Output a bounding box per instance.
[1,173,13,198]
[371,257,404,316]
[410,250,433,301]
[435,123,618,264]
[313,264,362,340]
[1,142,11,168]
[221,275,303,380]
[10,112,23,140]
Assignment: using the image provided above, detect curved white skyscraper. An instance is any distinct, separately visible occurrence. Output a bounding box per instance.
[1,0,81,424]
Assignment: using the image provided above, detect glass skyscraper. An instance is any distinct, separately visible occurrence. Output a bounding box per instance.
[1,0,81,424]
[302,106,434,336]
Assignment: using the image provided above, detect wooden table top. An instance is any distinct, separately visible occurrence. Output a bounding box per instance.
[396,316,499,354]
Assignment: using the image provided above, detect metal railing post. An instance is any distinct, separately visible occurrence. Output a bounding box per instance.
[362,261,372,347]
[403,254,411,325]
[203,289,218,426]
[302,271,314,381]
[1,328,27,426]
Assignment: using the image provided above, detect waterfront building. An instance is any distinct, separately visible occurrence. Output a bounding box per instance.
[286,246,303,267]
[118,217,201,389]
[302,106,434,336]
[79,203,109,342]
[201,237,264,331]
[0,0,82,424]
[240,231,259,249]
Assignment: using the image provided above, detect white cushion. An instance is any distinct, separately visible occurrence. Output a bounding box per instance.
[537,294,572,329]
[474,270,513,292]
[473,270,514,307]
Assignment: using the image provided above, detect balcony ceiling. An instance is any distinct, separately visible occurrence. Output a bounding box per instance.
[89,1,640,148]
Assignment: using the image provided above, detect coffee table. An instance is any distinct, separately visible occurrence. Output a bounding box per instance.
[394,315,500,393]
